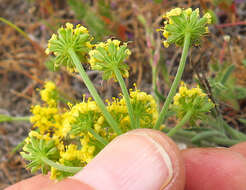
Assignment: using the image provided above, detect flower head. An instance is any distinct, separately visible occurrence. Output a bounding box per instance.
[173,83,214,124]
[160,8,212,47]
[21,132,59,174]
[40,81,59,106]
[88,39,131,80]
[45,23,92,72]
[63,98,101,138]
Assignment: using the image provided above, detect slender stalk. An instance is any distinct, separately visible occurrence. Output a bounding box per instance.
[11,140,25,154]
[162,127,197,138]
[154,33,191,130]
[114,67,136,129]
[0,115,30,123]
[41,157,82,173]
[167,110,193,137]
[0,17,30,40]
[135,116,140,129]
[191,131,225,144]
[223,121,246,141]
[87,127,108,146]
[210,137,241,146]
[0,17,44,53]
[152,61,160,111]
[68,49,122,135]
[11,116,30,121]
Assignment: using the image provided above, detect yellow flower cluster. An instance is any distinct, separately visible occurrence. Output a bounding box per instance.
[63,98,101,138]
[40,81,58,106]
[45,23,92,72]
[23,82,158,180]
[30,105,63,134]
[88,39,131,80]
[173,83,207,106]
[129,89,158,128]
[164,7,182,19]
[173,83,214,122]
[45,23,91,55]
[161,8,212,48]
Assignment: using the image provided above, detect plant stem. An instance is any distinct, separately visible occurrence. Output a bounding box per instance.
[210,137,241,146]
[41,157,82,173]
[152,60,160,111]
[87,127,108,146]
[0,17,30,40]
[223,121,246,141]
[167,110,193,137]
[114,67,136,129]
[11,116,30,121]
[154,33,191,130]
[191,131,225,144]
[68,49,122,135]
[0,115,30,123]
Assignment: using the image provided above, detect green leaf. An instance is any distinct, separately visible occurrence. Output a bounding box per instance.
[191,130,224,144]
[220,64,235,85]
[239,118,246,125]
[44,57,59,72]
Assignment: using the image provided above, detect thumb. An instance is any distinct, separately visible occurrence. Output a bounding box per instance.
[47,129,185,190]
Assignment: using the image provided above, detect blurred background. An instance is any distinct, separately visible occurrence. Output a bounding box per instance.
[0,0,246,188]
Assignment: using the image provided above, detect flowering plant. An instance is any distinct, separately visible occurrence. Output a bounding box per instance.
[9,7,244,180]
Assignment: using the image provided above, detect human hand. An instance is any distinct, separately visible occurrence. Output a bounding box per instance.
[6,129,246,190]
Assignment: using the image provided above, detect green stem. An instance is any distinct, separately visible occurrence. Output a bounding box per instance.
[0,115,30,123]
[191,131,225,144]
[154,33,191,130]
[68,49,122,135]
[210,137,241,146]
[167,110,193,137]
[11,140,25,154]
[223,121,246,141]
[11,116,30,121]
[87,127,108,146]
[136,116,140,129]
[152,60,160,111]
[114,67,136,129]
[41,157,82,173]
[0,17,30,40]
[162,127,197,138]
[163,126,241,147]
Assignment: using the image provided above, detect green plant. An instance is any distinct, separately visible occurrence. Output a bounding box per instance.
[2,7,240,181]
[209,61,246,110]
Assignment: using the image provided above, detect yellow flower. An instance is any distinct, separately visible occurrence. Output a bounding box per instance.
[185,8,192,16]
[60,144,79,161]
[163,41,169,48]
[165,8,182,18]
[45,23,92,71]
[30,105,62,134]
[159,8,212,47]
[173,83,214,122]
[204,12,212,24]
[40,81,58,106]
[80,135,96,163]
[88,39,131,80]
[50,167,57,180]
[63,99,102,138]
[129,88,158,128]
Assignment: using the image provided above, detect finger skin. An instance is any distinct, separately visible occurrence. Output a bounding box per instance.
[230,141,246,158]
[182,148,246,190]
[132,129,185,190]
[5,175,55,190]
[6,129,185,190]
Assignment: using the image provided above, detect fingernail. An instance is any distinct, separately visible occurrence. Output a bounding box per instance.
[72,131,173,190]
